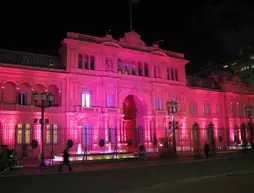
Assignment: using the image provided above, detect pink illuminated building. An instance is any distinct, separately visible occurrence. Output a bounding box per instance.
[0,31,253,158]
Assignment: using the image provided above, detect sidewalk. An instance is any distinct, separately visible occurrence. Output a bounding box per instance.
[1,152,246,177]
[17,149,242,168]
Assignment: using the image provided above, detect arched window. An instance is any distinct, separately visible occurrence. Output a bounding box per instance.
[18,83,32,105]
[90,56,95,70]
[3,82,16,104]
[48,85,59,106]
[25,124,31,144]
[81,87,91,107]
[144,63,149,77]
[125,63,130,75]
[84,55,89,69]
[117,59,123,74]
[131,63,136,75]
[138,62,143,76]
[17,124,23,144]
[167,68,171,80]
[78,54,83,69]
[191,123,199,141]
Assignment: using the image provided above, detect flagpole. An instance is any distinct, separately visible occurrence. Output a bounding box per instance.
[130,0,132,31]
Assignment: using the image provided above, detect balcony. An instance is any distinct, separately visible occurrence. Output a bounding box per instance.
[0,49,64,69]
[105,108,120,113]
[186,76,221,90]
[0,103,60,113]
[69,106,102,113]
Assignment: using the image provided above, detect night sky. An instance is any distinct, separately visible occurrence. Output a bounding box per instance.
[0,0,254,72]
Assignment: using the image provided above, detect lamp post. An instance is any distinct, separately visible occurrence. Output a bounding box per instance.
[245,105,253,149]
[33,92,53,167]
[166,101,179,157]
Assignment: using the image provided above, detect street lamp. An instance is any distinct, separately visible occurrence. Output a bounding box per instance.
[166,100,179,157]
[33,92,53,167]
[245,105,253,149]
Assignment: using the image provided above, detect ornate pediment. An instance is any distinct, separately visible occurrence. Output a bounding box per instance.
[119,31,146,46]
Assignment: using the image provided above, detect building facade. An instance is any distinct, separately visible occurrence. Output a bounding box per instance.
[0,31,253,158]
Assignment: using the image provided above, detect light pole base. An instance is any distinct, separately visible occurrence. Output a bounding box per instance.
[38,159,46,168]
[171,151,178,158]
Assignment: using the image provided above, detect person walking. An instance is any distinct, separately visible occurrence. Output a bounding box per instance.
[58,146,72,172]
[204,143,210,159]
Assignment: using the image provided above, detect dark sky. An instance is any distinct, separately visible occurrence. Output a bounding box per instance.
[0,0,254,71]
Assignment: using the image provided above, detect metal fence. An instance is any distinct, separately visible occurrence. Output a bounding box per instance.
[0,126,150,158]
[0,126,251,159]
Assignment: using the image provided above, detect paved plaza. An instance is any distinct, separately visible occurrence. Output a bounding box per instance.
[1,154,254,193]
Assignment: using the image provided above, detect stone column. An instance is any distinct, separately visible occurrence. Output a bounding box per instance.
[102,115,109,142]
[116,115,122,142]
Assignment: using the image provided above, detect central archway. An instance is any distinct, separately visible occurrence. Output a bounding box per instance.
[123,95,147,149]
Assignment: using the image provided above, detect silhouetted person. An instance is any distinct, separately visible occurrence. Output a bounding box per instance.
[139,145,146,160]
[204,143,210,159]
[0,145,10,172]
[58,147,72,172]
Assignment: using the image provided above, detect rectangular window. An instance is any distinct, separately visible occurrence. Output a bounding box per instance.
[175,69,179,81]
[171,68,174,80]
[138,63,142,76]
[17,129,22,144]
[90,56,95,70]
[82,93,91,107]
[167,68,171,80]
[218,128,223,139]
[84,56,89,69]
[46,125,51,144]
[190,103,197,114]
[203,104,207,115]
[111,127,116,144]
[106,94,113,107]
[25,124,31,144]
[107,128,112,143]
[53,124,58,144]
[238,103,243,117]
[18,93,26,105]
[204,104,211,115]
[216,104,221,116]
[193,103,197,114]
[132,65,136,75]
[78,54,83,69]
[155,98,162,110]
[231,103,236,117]
[189,103,193,114]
